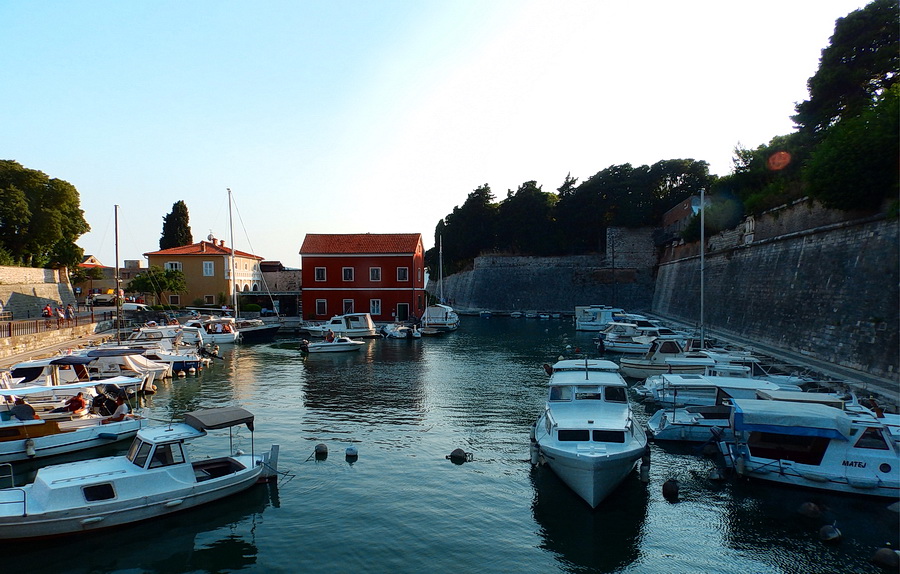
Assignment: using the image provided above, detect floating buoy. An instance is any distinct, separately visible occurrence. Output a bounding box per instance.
[662,478,679,501]
[446,448,473,464]
[188,367,196,375]
[639,447,651,483]
[818,523,842,544]
[314,443,328,460]
[345,446,358,462]
[798,502,823,519]
[177,370,186,377]
[708,467,725,481]
[871,546,900,569]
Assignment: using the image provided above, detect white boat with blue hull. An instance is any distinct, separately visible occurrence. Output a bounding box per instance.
[0,406,279,539]
[530,359,648,508]
[719,399,900,498]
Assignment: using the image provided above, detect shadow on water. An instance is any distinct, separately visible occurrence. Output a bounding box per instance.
[531,465,649,573]
[4,482,279,573]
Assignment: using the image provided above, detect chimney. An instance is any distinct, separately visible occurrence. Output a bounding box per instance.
[200,243,206,252]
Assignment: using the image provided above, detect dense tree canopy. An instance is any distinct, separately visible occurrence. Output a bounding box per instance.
[0,160,90,268]
[160,200,193,249]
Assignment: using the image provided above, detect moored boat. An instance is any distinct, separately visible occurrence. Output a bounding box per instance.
[719,399,900,498]
[0,406,280,539]
[530,359,648,508]
[299,336,366,353]
[421,304,460,332]
[301,313,380,339]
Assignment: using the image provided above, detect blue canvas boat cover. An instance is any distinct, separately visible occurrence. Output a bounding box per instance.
[731,399,851,440]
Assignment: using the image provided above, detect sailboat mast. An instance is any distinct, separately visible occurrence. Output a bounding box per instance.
[699,188,705,349]
[438,236,444,304]
[228,188,237,316]
[114,204,121,344]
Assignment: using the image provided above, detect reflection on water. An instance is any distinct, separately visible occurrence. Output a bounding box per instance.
[531,466,648,572]
[6,482,278,573]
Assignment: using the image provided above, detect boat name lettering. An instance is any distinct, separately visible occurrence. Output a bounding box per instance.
[841,460,866,468]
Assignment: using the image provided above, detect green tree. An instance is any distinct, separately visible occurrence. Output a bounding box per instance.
[125,266,187,305]
[804,84,899,210]
[69,265,105,285]
[0,160,90,268]
[427,184,498,275]
[495,181,558,255]
[160,200,193,249]
[793,0,899,138]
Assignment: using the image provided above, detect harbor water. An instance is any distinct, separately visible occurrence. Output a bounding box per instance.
[6,316,898,573]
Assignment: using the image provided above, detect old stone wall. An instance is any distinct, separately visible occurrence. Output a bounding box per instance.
[654,214,899,382]
[0,323,100,360]
[0,267,76,320]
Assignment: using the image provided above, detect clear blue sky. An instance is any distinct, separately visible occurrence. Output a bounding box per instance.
[0,1,867,268]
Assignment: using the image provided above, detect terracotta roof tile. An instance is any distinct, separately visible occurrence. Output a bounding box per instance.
[299,233,422,255]
[144,240,262,260]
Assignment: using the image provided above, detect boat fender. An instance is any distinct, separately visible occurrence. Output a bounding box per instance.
[529,441,540,466]
[98,433,118,440]
[346,446,358,462]
[188,367,196,375]
[24,439,35,458]
[871,546,900,569]
[639,462,650,483]
[734,455,746,476]
[662,478,679,501]
[315,443,328,460]
[177,370,186,377]
[818,523,841,544]
[446,448,473,464]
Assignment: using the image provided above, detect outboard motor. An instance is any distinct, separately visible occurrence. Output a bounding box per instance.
[91,392,117,416]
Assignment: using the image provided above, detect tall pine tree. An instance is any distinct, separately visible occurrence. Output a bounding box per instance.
[159,200,193,249]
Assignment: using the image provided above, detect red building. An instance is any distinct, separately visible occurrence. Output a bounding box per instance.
[299,233,426,322]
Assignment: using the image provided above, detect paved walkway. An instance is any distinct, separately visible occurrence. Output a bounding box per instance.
[0,331,115,370]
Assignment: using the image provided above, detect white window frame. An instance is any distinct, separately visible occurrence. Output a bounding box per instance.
[343,267,354,282]
[315,267,326,282]
[315,299,327,315]
[370,267,381,281]
[397,267,409,282]
[203,261,214,277]
[165,261,182,271]
[343,299,354,313]
[370,299,382,316]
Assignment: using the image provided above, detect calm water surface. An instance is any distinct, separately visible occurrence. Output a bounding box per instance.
[6,317,898,573]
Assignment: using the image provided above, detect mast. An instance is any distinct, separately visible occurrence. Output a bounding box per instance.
[438,235,444,304]
[228,188,237,316]
[699,188,705,349]
[114,204,121,344]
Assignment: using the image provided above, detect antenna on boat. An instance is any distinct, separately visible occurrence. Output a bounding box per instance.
[584,356,589,380]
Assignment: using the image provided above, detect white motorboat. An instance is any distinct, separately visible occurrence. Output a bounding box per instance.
[299,336,366,353]
[421,304,460,332]
[0,406,280,539]
[634,372,802,407]
[530,359,648,508]
[234,318,282,343]
[380,323,422,339]
[574,305,624,332]
[646,404,734,443]
[301,313,380,339]
[184,317,240,344]
[719,398,899,498]
[0,379,144,463]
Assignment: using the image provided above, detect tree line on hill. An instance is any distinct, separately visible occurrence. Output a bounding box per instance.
[424,0,898,277]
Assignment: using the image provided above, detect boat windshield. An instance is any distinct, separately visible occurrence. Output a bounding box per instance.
[127,439,152,468]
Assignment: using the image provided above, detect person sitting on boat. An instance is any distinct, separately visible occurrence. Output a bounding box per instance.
[50,392,87,414]
[101,396,130,425]
[10,398,39,421]
[325,329,335,343]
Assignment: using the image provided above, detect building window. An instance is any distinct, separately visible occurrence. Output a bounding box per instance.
[316,299,327,315]
[343,267,354,281]
[203,261,214,276]
[204,295,215,304]
[168,295,180,306]
[370,299,382,316]
[343,299,354,313]
[417,268,422,281]
[315,267,326,281]
[165,261,182,271]
[370,267,381,281]
[397,267,409,282]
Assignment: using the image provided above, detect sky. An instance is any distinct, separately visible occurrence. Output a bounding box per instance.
[0,0,869,268]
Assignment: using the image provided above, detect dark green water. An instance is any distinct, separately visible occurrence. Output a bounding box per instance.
[5,317,898,573]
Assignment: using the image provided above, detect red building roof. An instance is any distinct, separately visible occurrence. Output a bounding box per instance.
[299,233,422,255]
[144,240,262,260]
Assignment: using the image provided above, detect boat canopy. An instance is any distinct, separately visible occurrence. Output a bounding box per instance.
[85,348,146,357]
[731,399,851,440]
[0,375,143,396]
[184,407,255,432]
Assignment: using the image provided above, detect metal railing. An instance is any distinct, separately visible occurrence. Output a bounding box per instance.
[0,311,115,338]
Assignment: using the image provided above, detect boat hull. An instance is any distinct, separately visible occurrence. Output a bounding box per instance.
[0,418,142,463]
[237,324,281,343]
[537,441,644,508]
